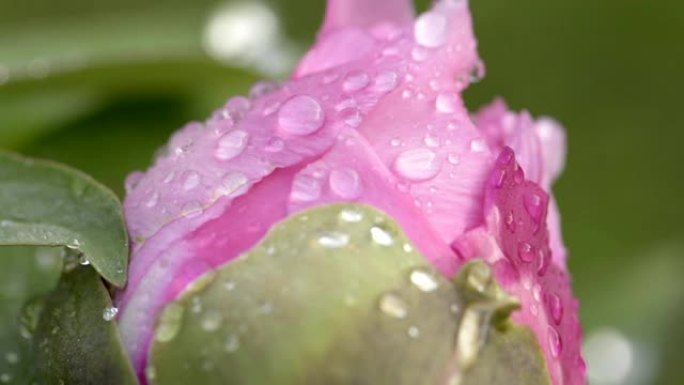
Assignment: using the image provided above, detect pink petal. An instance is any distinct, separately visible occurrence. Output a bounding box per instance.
[453,147,584,385]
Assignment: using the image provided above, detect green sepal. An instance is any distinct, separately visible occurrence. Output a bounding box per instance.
[32,265,138,385]
[0,151,129,287]
[148,204,552,385]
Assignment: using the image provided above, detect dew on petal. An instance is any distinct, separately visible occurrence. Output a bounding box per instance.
[317,231,350,248]
[290,175,322,202]
[470,138,486,153]
[547,293,564,325]
[379,293,408,319]
[216,172,248,197]
[343,70,370,92]
[182,170,201,191]
[329,168,363,199]
[414,12,448,48]
[517,241,536,263]
[393,148,441,182]
[436,92,459,113]
[410,268,439,292]
[215,130,249,160]
[374,71,399,92]
[548,326,563,357]
[278,95,325,135]
[370,226,394,246]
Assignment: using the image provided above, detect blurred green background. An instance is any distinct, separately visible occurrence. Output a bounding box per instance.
[0,0,682,384]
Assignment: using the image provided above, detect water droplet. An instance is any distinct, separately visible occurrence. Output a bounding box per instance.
[390,138,402,147]
[517,242,536,263]
[264,136,285,153]
[547,293,563,325]
[182,170,201,191]
[201,310,223,332]
[343,70,370,92]
[216,172,249,197]
[370,226,394,246]
[414,12,448,48]
[125,172,144,192]
[524,190,544,221]
[532,283,542,302]
[181,201,204,218]
[423,133,440,148]
[317,231,350,248]
[470,139,486,153]
[410,268,440,292]
[393,148,441,181]
[505,211,516,233]
[290,175,322,202]
[329,168,363,199]
[403,243,414,253]
[155,303,185,343]
[278,95,325,135]
[374,71,399,92]
[66,239,81,250]
[215,130,249,161]
[225,334,240,353]
[339,208,364,222]
[537,247,550,276]
[339,107,362,127]
[78,255,90,266]
[379,293,408,319]
[223,280,236,291]
[436,92,459,113]
[408,326,420,338]
[548,326,563,357]
[102,306,118,321]
[249,80,278,99]
[447,153,460,165]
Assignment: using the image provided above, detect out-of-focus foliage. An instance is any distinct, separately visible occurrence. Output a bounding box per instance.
[0,0,682,384]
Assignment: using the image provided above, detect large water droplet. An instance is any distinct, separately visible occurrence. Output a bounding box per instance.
[414,12,448,48]
[374,71,399,92]
[379,293,408,319]
[343,70,370,92]
[102,306,118,321]
[339,208,364,223]
[547,293,563,325]
[410,268,439,292]
[329,168,363,199]
[517,241,536,263]
[548,326,563,357]
[215,130,249,161]
[393,148,441,181]
[370,226,394,246]
[317,231,350,248]
[435,92,459,113]
[278,95,325,135]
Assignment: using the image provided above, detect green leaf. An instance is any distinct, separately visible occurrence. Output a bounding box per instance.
[148,204,550,385]
[0,246,63,384]
[32,265,138,385]
[0,151,129,287]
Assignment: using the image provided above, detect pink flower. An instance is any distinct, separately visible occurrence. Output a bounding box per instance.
[118,0,584,383]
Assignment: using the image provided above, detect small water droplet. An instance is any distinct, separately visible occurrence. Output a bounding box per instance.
[436,92,459,113]
[414,11,448,47]
[215,130,249,161]
[102,306,118,321]
[424,133,440,148]
[447,154,460,165]
[249,80,279,99]
[201,310,223,332]
[265,137,285,152]
[470,139,486,153]
[339,208,364,222]
[278,95,325,135]
[403,243,414,253]
[408,326,420,338]
[125,172,144,192]
[329,168,363,199]
[374,71,399,92]
[339,107,363,127]
[343,70,370,92]
[216,172,249,197]
[547,293,563,325]
[524,190,544,221]
[517,242,536,263]
[390,138,402,147]
[537,247,550,276]
[410,268,440,292]
[66,239,81,250]
[155,303,185,343]
[182,170,202,191]
[393,148,441,182]
[532,283,542,302]
[78,254,90,266]
[411,46,428,61]
[505,211,516,233]
[223,280,236,291]
[317,231,350,248]
[379,293,408,319]
[290,175,322,202]
[548,326,563,357]
[370,226,394,246]
[225,334,240,353]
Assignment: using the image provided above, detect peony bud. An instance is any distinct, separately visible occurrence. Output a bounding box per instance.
[118,0,585,384]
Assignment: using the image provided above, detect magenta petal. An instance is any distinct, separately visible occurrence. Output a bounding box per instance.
[454,147,584,385]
